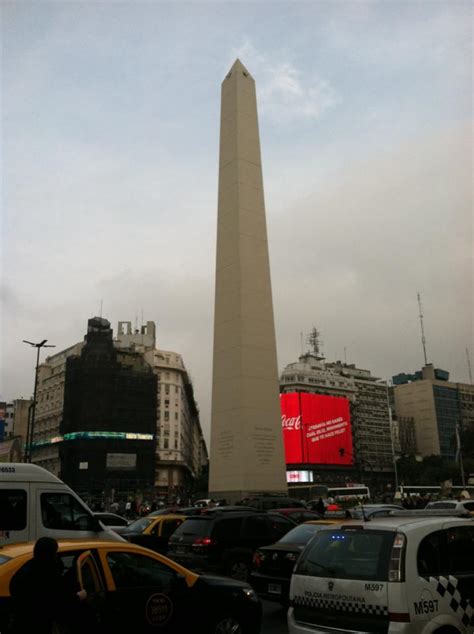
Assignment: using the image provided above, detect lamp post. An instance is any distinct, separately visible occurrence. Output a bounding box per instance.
[22,339,55,463]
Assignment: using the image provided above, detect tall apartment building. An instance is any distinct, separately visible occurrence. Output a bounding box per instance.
[391,364,474,459]
[115,321,208,499]
[280,341,394,480]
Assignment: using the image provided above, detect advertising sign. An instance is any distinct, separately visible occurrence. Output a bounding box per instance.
[286,470,314,483]
[106,453,137,470]
[281,393,353,465]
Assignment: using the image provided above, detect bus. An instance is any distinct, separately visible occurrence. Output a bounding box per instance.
[396,485,441,499]
[327,486,370,501]
[287,484,370,502]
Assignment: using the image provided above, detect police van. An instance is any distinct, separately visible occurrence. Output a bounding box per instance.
[0,463,123,544]
[288,514,474,633]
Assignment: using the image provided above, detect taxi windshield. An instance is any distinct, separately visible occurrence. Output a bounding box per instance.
[126,517,154,532]
[295,529,395,581]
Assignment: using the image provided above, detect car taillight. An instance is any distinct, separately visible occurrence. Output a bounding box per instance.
[253,551,264,567]
[192,537,215,548]
[388,532,406,582]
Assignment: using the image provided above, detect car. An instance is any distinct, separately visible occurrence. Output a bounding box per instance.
[116,514,186,553]
[93,512,130,531]
[168,510,296,581]
[148,506,203,517]
[271,508,322,524]
[425,499,474,514]
[288,514,474,634]
[0,539,262,634]
[345,504,405,519]
[251,518,352,605]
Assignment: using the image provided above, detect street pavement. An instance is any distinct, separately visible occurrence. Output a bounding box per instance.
[262,600,289,634]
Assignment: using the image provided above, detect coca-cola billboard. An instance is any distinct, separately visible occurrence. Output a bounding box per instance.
[280,392,353,465]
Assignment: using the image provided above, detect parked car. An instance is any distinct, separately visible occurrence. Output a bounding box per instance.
[288,514,474,634]
[425,499,474,514]
[168,511,295,581]
[93,512,130,532]
[251,518,351,605]
[0,539,262,634]
[148,507,203,517]
[117,514,186,553]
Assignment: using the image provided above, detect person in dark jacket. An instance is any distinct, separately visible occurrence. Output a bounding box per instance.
[9,537,87,634]
[316,498,326,516]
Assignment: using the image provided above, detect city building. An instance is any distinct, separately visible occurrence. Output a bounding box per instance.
[115,321,208,499]
[391,364,474,459]
[280,329,395,487]
[59,317,157,496]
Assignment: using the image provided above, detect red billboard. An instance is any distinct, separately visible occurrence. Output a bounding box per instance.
[281,393,353,465]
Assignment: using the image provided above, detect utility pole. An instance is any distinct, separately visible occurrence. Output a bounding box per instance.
[22,339,56,462]
[466,348,473,385]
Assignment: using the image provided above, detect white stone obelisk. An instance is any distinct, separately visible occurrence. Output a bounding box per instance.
[209,60,287,501]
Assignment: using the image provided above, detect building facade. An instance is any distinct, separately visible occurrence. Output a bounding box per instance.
[391,364,474,460]
[115,321,208,500]
[59,317,157,496]
[280,341,394,487]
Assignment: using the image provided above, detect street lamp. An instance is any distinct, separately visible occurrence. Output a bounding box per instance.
[22,339,55,463]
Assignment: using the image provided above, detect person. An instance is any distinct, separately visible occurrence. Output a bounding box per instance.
[315,497,326,516]
[9,537,87,634]
[125,500,132,518]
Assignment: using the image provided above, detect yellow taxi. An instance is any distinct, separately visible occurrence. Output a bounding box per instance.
[114,514,186,553]
[0,539,262,633]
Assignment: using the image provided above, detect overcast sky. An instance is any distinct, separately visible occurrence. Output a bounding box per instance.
[1,1,472,445]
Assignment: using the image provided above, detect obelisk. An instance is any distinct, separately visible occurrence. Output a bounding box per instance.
[209,59,287,502]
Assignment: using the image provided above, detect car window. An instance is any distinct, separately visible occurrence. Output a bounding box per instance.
[41,493,94,531]
[426,502,456,509]
[463,502,474,511]
[417,530,447,577]
[0,489,27,530]
[172,518,211,537]
[446,526,474,574]
[268,514,294,537]
[242,515,270,538]
[161,519,183,538]
[213,517,243,540]
[126,517,154,532]
[295,529,395,581]
[279,523,321,545]
[107,552,178,590]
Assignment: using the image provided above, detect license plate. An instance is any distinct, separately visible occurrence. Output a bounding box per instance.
[175,546,185,554]
[268,583,281,595]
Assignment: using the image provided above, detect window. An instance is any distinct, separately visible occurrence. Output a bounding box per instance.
[175,386,179,394]
[107,552,177,590]
[162,519,183,538]
[242,516,269,538]
[164,439,169,449]
[174,413,178,420]
[41,493,94,531]
[164,399,170,407]
[268,514,294,537]
[0,489,27,530]
[164,412,169,422]
[295,529,395,581]
[213,517,244,540]
[174,440,178,449]
[417,531,447,577]
[446,526,474,574]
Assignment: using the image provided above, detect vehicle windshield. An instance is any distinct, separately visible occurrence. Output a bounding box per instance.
[426,502,456,509]
[278,523,323,545]
[295,528,395,581]
[172,518,211,536]
[125,517,154,532]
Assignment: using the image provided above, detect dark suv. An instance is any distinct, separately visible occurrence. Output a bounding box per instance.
[168,510,295,581]
[242,496,307,511]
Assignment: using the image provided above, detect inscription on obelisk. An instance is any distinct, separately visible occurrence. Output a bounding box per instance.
[209,60,287,501]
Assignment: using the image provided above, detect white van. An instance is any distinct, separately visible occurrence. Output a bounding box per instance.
[0,463,123,544]
[288,515,474,633]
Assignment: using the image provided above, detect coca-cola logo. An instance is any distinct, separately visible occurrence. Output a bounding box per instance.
[281,415,301,430]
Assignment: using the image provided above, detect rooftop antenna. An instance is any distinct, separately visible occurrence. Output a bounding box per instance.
[467,348,473,385]
[307,327,324,359]
[300,332,304,355]
[344,347,347,364]
[99,300,103,318]
[417,292,428,366]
